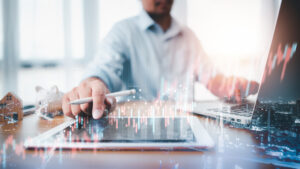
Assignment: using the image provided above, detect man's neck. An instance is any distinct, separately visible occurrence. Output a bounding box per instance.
[148,13,171,32]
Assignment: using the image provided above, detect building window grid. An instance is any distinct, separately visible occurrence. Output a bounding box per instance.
[6,95,12,100]
[0,103,7,108]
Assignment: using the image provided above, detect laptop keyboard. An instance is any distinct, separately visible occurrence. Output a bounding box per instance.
[207,103,254,117]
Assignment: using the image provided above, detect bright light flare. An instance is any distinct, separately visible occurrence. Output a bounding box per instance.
[187,0,280,79]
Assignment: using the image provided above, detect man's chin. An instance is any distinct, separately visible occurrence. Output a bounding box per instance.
[156,9,171,15]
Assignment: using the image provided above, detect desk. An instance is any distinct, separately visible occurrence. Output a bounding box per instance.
[0,101,297,169]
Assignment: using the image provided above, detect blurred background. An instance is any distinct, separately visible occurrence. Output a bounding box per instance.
[0,0,281,104]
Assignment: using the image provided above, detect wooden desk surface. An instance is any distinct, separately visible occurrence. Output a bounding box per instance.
[0,101,289,169]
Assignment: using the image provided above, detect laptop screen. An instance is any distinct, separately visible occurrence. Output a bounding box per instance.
[257,0,300,102]
[250,1,300,162]
[252,0,300,131]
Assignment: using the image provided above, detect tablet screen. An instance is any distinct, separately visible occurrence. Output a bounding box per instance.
[50,116,196,144]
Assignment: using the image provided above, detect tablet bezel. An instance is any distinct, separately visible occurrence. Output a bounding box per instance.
[24,116,214,151]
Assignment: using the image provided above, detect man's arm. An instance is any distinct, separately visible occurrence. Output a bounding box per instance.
[84,22,130,92]
[62,22,129,119]
[191,32,259,101]
[206,74,259,102]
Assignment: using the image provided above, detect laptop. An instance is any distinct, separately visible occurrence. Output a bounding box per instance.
[189,0,300,127]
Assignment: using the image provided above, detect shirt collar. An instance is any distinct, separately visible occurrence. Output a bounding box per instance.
[138,10,156,31]
[138,10,183,39]
[163,19,182,41]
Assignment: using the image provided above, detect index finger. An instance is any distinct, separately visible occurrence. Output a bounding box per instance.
[91,87,106,119]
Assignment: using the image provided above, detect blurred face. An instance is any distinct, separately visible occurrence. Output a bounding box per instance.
[141,0,174,15]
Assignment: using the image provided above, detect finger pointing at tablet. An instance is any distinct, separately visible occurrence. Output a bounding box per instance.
[62,77,111,119]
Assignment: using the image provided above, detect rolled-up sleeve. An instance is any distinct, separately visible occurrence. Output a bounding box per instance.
[83,22,129,92]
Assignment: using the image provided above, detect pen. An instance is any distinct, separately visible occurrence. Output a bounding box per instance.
[68,89,136,105]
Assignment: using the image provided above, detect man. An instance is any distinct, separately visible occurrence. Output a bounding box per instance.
[62,0,259,119]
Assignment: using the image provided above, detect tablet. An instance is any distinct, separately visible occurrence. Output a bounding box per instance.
[24,115,214,151]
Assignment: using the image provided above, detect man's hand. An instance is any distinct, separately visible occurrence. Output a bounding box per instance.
[207,74,259,102]
[62,77,115,119]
